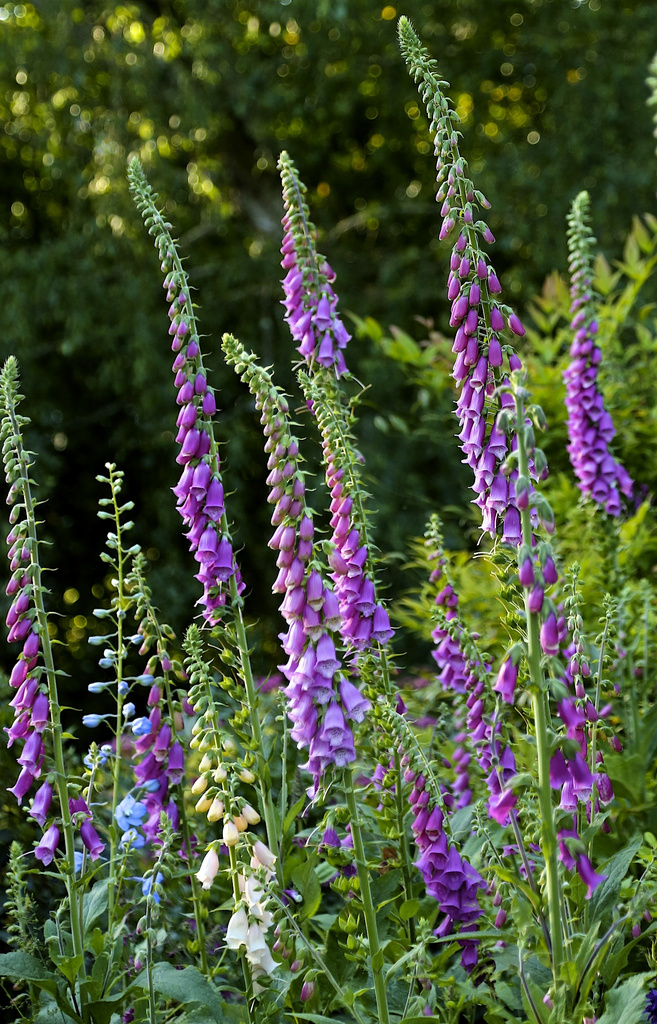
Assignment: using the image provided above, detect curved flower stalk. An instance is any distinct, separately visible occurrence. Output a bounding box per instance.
[129,159,280,863]
[278,151,351,375]
[128,158,241,625]
[564,191,634,513]
[398,17,543,543]
[223,335,371,789]
[0,356,87,972]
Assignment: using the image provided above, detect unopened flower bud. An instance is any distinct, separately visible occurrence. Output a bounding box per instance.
[223,820,240,846]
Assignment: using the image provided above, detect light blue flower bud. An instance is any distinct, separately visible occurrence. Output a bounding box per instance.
[131,717,152,736]
[87,682,107,693]
[82,714,104,728]
[122,702,136,719]
[117,681,129,695]
[88,636,105,646]
[136,673,155,685]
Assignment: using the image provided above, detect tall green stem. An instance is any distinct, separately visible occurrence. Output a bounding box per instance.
[344,769,390,1024]
[9,404,87,986]
[514,392,564,982]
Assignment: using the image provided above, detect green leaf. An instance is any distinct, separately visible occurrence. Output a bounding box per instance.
[82,878,109,933]
[589,835,642,925]
[0,951,60,987]
[288,1015,356,1024]
[597,972,655,1024]
[135,963,224,1022]
[399,1018,444,1024]
[283,793,307,837]
[53,954,84,987]
[399,898,420,921]
[291,858,322,922]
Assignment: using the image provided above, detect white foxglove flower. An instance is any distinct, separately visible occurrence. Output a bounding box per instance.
[195,848,219,890]
[225,906,249,950]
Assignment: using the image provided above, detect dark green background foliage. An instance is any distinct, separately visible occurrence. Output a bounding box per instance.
[0,0,656,692]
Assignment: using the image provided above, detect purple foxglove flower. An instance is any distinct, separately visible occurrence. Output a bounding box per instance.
[80,819,105,860]
[30,780,53,826]
[576,853,606,899]
[18,730,43,773]
[540,612,559,656]
[9,765,35,803]
[34,823,60,866]
[493,658,517,704]
[338,677,370,723]
[528,585,544,614]
[518,557,534,588]
[166,740,185,783]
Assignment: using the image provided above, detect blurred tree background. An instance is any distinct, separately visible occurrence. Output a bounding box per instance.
[0,0,656,702]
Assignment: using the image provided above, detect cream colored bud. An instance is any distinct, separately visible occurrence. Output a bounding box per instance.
[213,766,227,783]
[199,752,214,772]
[190,735,201,749]
[222,737,238,757]
[207,797,224,822]
[198,735,212,752]
[223,820,240,846]
[239,768,256,784]
[195,794,213,813]
[191,775,208,795]
[242,804,261,826]
[233,814,248,833]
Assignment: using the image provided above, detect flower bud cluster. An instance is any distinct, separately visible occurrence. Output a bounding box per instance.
[223,337,370,788]
[129,158,241,623]
[225,840,279,979]
[564,191,633,514]
[278,152,351,375]
[398,18,544,542]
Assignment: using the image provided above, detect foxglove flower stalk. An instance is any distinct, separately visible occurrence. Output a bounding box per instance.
[223,336,370,787]
[128,158,242,623]
[278,151,351,375]
[564,192,633,513]
[399,18,543,542]
[0,357,87,969]
[405,763,484,970]
[300,371,394,653]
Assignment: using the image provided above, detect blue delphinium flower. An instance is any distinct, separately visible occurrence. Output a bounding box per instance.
[115,793,148,833]
[645,989,657,1023]
[141,871,164,903]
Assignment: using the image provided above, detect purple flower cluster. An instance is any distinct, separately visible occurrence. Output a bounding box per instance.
[4,515,48,810]
[163,282,241,624]
[406,766,484,971]
[564,200,634,513]
[281,227,351,376]
[278,152,351,375]
[131,686,184,840]
[426,539,518,823]
[563,313,632,514]
[224,338,371,788]
[323,443,394,651]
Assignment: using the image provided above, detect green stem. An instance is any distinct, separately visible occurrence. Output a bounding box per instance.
[514,390,564,983]
[344,769,390,1024]
[10,408,87,989]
